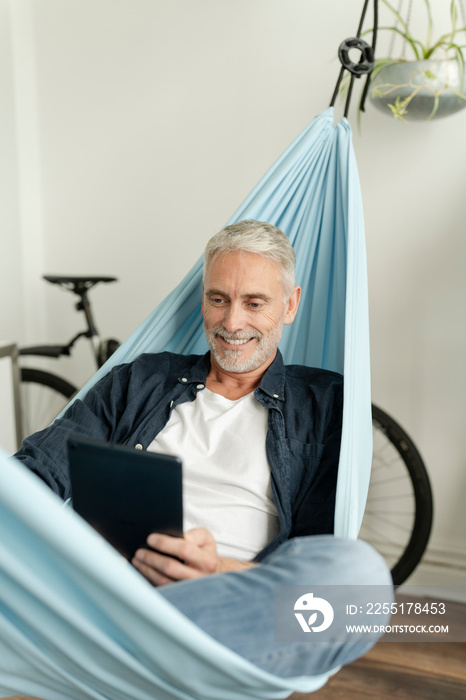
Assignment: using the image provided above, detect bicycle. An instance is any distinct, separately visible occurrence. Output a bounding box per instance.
[19,275,121,438]
[18,275,433,586]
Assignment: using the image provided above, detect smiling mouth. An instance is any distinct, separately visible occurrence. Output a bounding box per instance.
[217,334,258,348]
[221,337,250,346]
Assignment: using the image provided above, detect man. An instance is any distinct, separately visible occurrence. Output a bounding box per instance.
[15,220,392,679]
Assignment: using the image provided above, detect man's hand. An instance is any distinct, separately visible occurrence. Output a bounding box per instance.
[132,528,256,586]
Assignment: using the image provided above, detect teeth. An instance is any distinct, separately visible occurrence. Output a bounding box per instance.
[223,338,250,345]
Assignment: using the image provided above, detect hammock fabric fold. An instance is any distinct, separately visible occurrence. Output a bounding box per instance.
[0,106,371,699]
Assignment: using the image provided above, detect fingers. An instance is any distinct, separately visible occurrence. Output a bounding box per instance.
[131,530,218,586]
[132,547,198,586]
[183,528,215,547]
[150,531,218,572]
[147,533,188,558]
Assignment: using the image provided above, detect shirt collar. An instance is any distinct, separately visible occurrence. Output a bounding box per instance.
[257,350,285,401]
[177,352,211,386]
[178,350,285,401]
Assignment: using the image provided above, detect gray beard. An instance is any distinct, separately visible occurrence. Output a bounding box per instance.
[205,322,284,373]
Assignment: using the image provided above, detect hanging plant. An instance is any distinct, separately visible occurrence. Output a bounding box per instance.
[370,55,465,120]
[344,0,466,121]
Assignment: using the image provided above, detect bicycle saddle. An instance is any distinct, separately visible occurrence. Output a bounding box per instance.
[43,275,117,292]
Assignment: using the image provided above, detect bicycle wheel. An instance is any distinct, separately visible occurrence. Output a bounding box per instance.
[20,368,77,440]
[359,405,434,586]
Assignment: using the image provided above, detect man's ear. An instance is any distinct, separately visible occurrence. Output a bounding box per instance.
[283,286,301,325]
[201,282,205,316]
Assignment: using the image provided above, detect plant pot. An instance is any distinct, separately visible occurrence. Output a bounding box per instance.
[369,59,466,120]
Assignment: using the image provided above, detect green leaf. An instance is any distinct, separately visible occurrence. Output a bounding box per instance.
[387,95,409,120]
[380,0,410,34]
[428,93,440,120]
[450,0,458,44]
[423,0,433,52]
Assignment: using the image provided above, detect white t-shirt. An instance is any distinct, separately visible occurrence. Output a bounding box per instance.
[147,388,279,561]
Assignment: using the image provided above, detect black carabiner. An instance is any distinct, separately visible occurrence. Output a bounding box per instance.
[329,0,378,117]
[338,37,374,76]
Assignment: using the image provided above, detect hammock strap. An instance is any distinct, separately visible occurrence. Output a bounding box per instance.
[358,0,379,114]
[329,0,379,116]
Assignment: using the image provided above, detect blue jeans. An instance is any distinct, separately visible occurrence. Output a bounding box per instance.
[159,535,393,679]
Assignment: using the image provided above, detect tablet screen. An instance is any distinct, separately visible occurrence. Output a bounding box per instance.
[67,436,183,559]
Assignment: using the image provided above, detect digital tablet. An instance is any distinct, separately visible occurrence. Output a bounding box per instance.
[67,436,183,560]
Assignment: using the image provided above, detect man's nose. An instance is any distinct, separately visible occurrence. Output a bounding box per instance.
[222,302,245,332]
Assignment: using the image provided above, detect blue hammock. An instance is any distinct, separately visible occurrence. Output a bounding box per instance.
[0,107,371,699]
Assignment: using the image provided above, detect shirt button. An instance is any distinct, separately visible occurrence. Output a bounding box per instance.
[170,400,174,408]
[196,384,205,389]
[181,377,188,383]
[273,394,279,399]
[135,443,143,450]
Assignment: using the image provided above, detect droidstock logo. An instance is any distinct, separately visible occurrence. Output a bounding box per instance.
[294,592,334,633]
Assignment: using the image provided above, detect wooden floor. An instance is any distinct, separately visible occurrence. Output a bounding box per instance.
[299,641,466,700]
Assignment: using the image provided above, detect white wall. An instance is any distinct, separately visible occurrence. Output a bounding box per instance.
[1,0,465,584]
[0,0,23,344]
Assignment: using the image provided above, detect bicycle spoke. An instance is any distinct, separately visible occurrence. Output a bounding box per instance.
[360,405,433,586]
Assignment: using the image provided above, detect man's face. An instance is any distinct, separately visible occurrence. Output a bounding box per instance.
[202,250,300,375]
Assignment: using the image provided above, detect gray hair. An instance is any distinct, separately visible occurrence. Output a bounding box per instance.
[204,220,296,294]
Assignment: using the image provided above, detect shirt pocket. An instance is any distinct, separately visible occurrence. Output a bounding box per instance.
[286,438,325,508]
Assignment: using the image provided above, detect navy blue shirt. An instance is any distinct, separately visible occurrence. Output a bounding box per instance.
[15,350,343,561]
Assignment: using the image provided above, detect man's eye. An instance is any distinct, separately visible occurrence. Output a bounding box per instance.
[211,297,224,305]
[249,302,262,309]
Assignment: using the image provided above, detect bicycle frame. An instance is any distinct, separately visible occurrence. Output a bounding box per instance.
[19,276,116,369]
